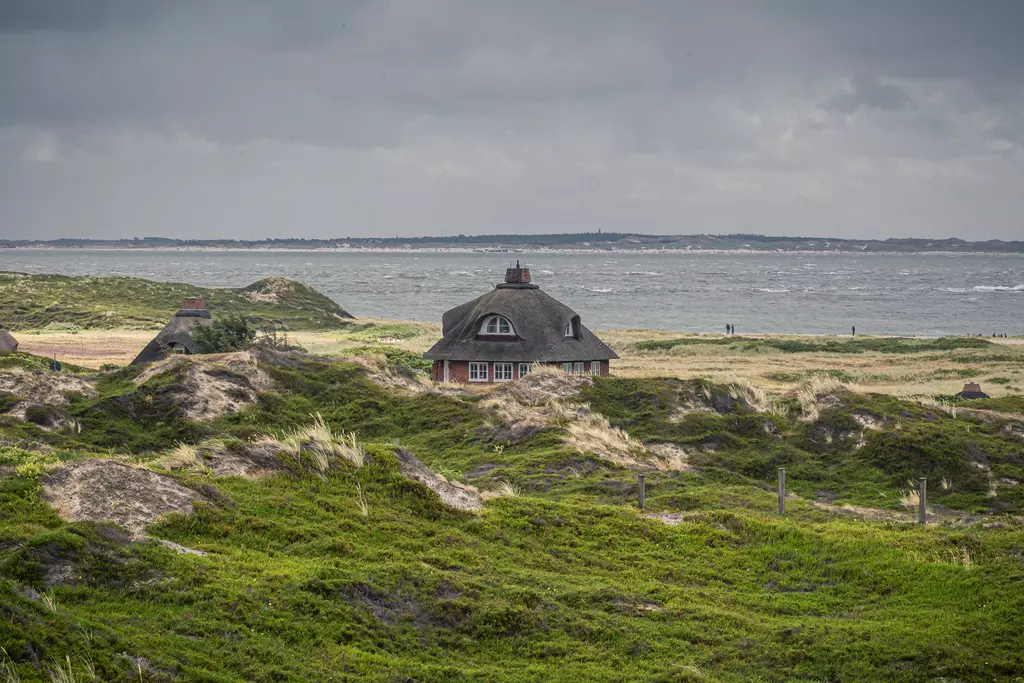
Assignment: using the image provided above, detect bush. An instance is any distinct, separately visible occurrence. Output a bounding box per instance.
[193,315,258,353]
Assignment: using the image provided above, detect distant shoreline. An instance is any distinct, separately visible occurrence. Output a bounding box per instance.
[3,245,1022,257]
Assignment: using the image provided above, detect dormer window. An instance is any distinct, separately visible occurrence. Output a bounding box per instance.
[565,322,573,337]
[481,315,515,336]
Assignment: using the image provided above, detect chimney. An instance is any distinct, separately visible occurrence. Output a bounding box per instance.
[181,297,206,310]
[504,260,531,285]
[962,383,982,393]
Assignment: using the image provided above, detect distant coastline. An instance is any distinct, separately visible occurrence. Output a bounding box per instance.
[3,245,1023,257]
[2,232,1023,254]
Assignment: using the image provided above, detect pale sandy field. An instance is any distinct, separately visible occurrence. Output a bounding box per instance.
[13,319,1024,398]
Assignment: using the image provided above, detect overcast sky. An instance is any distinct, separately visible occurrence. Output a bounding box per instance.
[1,1,1022,241]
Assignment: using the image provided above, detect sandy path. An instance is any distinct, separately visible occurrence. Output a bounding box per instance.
[17,331,156,367]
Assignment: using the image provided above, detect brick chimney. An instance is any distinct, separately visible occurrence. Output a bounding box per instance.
[181,297,206,310]
[504,260,531,285]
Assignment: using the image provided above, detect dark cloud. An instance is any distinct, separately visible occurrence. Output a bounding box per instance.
[0,0,174,34]
[0,1,1022,240]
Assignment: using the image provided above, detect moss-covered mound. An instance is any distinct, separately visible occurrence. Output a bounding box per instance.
[0,272,353,331]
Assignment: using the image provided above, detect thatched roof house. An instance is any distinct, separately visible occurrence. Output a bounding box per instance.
[424,263,618,383]
[130,298,212,366]
[954,382,989,399]
[0,328,17,352]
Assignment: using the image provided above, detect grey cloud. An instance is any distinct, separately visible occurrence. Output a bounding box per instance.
[823,75,912,114]
[1,1,1023,241]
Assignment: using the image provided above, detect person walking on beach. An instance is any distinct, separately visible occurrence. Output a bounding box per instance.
[852,326,856,337]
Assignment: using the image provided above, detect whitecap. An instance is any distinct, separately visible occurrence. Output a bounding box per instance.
[541,269,555,275]
[625,271,661,276]
[972,284,1024,292]
[590,288,613,293]
[757,287,790,293]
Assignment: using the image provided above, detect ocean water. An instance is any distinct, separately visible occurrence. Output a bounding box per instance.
[1,250,1021,336]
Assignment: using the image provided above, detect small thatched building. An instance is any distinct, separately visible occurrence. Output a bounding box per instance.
[423,263,618,383]
[954,382,989,399]
[0,327,18,352]
[130,298,212,366]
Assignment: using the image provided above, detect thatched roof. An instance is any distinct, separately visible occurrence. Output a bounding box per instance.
[130,306,212,366]
[0,328,18,352]
[423,269,618,363]
[954,382,989,399]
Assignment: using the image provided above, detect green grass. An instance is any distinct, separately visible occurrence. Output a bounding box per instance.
[0,272,352,331]
[2,352,1024,680]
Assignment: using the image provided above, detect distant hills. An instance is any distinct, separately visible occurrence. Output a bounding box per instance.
[2,233,1023,253]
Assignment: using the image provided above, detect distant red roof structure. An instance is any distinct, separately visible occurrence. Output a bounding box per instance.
[954,383,989,399]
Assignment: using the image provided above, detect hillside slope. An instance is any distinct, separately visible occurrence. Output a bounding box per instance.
[0,272,353,331]
[1,351,1023,681]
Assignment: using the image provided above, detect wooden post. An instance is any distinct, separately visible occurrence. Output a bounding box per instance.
[778,468,786,514]
[918,477,927,525]
[638,472,646,510]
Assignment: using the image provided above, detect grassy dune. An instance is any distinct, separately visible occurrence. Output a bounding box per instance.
[1,349,1023,680]
[2,272,1023,680]
[0,272,353,332]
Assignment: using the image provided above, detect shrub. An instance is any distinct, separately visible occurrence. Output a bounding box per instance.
[193,315,258,353]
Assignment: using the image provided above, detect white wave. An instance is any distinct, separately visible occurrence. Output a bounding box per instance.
[541,269,555,275]
[756,287,790,293]
[972,284,1024,292]
[590,288,613,293]
[625,271,661,276]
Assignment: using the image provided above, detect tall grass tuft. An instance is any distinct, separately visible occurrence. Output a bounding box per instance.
[355,483,369,517]
[40,590,58,613]
[157,442,205,472]
[564,410,645,467]
[263,413,365,473]
[899,480,921,510]
[1,646,20,683]
[481,479,521,500]
[794,375,846,421]
[45,655,79,683]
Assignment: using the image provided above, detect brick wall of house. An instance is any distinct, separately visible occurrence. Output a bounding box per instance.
[431,359,609,384]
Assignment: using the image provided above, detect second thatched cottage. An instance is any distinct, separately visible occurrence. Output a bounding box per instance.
[130,297,212,365]
[423,263,618,383]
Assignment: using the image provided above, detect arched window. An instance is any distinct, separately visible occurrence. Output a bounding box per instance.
[480,315,515,336]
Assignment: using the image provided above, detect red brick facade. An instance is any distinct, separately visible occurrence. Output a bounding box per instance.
[431,359,609,384]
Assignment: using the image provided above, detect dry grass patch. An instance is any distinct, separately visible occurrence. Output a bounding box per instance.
[793,375,848,422]
[260,413,365,473]
[481,479,521,501]
[564,410,649,469]
[899,481,922,511]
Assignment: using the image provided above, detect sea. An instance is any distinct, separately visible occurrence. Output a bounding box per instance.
[1,250,1021,336]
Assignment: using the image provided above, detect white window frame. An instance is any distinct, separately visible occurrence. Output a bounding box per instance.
[591,361,601,375]
[481,315,515,336]
[518,362,533,378]
[562,362,573,374]
[574,362,585,375]
[564,322,573,337]
[468,362,489,382]
[494,362,514,382]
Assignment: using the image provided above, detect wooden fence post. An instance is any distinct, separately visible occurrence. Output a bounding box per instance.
[918,477,927,525]
[638,472,646,510]
[778,468,786,514]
